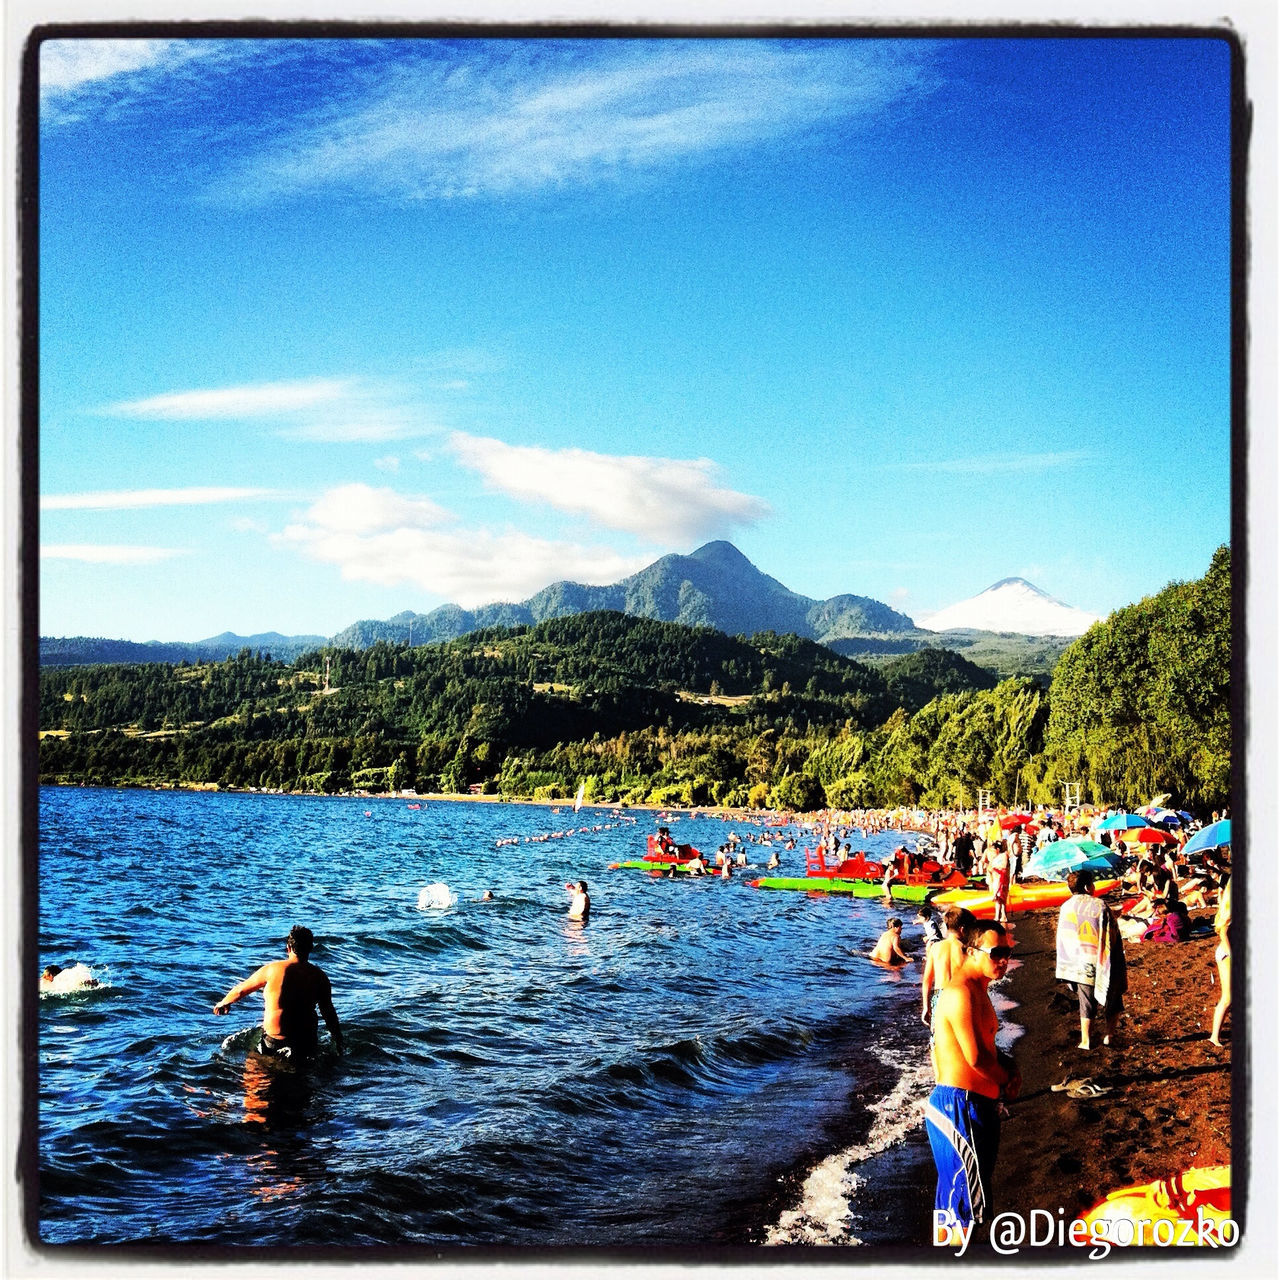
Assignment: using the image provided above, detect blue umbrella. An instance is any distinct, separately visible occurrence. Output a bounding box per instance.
[1184,819,1231,856]
[1096,813,1153,832]
[1023,839,1122,880]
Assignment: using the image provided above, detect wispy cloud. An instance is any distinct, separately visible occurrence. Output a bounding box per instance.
[41,39,208,97]
[885,450,1094,475]
[446,432,770,544]
[277,483,647,606]
[39,38,256,127]
[107,378,355,420]
[103,376,424,443]
[225,40,938,202]
[41,543,186,564]
[41,486,280,511]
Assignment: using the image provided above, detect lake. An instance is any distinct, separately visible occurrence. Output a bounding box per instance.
[37,786,937,1249]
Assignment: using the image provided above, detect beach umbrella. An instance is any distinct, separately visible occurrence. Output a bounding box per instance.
[1022,839,1114,879]
[1055,838,1114,859]
[1072,852,1127,875]
[1096,813,1153,832]
[1131,826,1174,844]
[1184,819,1231,856]
[1000,813,1033,829]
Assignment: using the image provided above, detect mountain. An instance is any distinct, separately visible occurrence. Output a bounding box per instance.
[919,578,1099,637]
[39,547,1083,678]
[330,541,918,650]
[39,631,326,667]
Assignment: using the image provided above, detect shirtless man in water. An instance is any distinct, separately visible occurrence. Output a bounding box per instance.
[869,917,913,966]
[214,925,343,1058]
[925,920,1020,1237]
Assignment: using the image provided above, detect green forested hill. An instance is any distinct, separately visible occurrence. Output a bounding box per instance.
[38,549,1231,813]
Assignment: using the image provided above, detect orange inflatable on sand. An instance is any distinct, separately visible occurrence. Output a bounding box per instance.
[931,879,1120,918]
[1080,1165,1233,1247]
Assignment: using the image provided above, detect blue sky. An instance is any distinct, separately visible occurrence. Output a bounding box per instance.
[37,35,1233,642]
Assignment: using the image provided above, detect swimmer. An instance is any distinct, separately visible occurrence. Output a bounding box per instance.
[870,918,914,966]
[566,881,590,921]
[480,890,495,901]
[39,963,101,994]
[214,925,343,1059]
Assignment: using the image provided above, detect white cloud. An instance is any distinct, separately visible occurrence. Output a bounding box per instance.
[41,486,278,511]
[299,484,452,536]
[887,450,1094,475]
[107,378,357,419]
[103,377,425,443]
[373,455,401,472]
[227,41,937,202]
[41,544,186,564]
[41,39,206,97]
[277,484,647,607]
[446,432,769,544]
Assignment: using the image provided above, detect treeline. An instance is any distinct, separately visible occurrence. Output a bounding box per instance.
[38,549,1230,812]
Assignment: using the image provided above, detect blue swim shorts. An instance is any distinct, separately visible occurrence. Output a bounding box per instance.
[923,1084,1000,1228]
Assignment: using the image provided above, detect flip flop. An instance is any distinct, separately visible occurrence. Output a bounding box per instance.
[1051,1076,1092,1092]
[1067,1082,1112,1099]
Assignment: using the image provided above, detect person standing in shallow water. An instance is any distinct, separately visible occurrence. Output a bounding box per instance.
[925,920,1020,1238]
[214,925,343,1059]
[566,881,590,921]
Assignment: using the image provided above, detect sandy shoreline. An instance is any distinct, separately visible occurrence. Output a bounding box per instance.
[995,905,1230,1216]
[803,897,1233,1257]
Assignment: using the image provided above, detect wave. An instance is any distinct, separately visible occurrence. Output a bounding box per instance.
[764,1044,934,1245]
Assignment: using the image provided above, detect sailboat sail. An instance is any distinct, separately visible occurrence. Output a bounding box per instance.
[573,782,585,813]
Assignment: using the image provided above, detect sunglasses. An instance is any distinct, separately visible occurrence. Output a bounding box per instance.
[973,945,1013,961]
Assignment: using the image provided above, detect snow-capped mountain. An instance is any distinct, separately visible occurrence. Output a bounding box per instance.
[918,577,1099,637]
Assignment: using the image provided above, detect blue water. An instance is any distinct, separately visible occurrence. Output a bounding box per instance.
[37,787,934,1247]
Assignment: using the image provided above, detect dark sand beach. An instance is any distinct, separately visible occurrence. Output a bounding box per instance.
[996,906,1231,1224]
[841,898,1233,1257]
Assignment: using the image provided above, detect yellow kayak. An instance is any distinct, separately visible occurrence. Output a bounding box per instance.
[1080,1165,1234,1247]
[931,879,1120,918]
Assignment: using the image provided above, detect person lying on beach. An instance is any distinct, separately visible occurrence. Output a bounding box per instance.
[566,881,591,920]
[214,925,343,1059]
[924,920,1019,1236]
[870,918,913,966]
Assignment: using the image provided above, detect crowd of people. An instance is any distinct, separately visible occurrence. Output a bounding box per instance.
[860,801,1235,1245]
[42,795,1229,1247]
